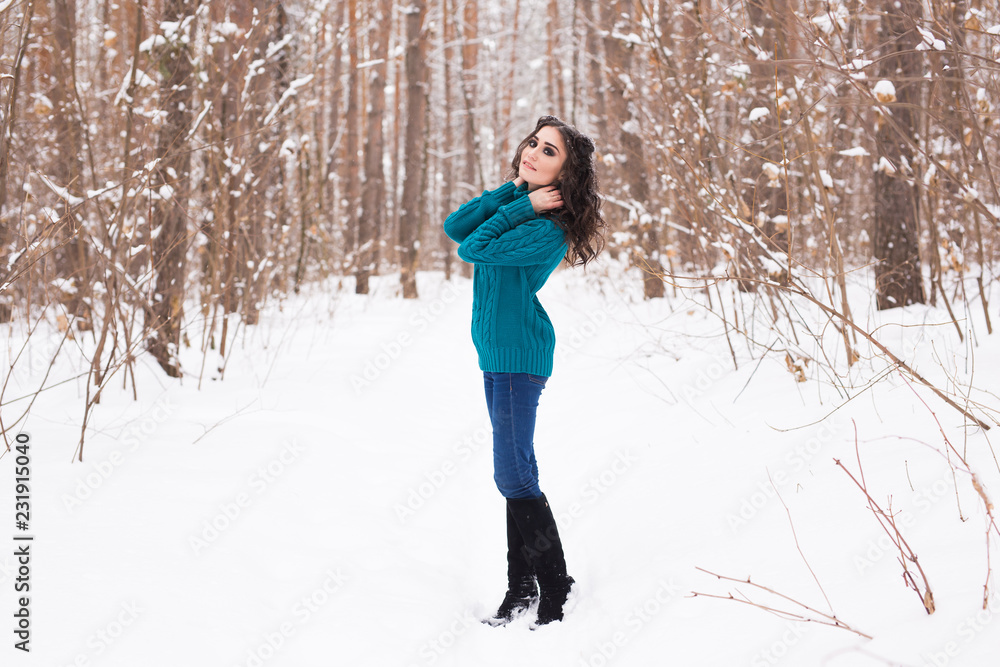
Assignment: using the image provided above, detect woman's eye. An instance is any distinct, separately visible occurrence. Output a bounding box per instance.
[544,148,554,156]
[528,139,538,147]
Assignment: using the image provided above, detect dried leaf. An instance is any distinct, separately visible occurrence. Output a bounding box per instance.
[972,474,994,512]
[784,353,807,382]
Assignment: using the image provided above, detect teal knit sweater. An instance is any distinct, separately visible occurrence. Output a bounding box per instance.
[444,181,568,376]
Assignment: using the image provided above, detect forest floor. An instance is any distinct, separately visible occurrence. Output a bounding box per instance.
[2,263,999,667]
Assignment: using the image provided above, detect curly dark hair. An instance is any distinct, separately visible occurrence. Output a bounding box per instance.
[508,116,607,268]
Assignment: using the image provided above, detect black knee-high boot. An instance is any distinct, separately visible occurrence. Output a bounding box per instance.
[485,504,538,626]
[507,494,575,626]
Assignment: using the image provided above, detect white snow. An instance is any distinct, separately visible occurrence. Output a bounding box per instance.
[113,64,137,107]
[355,59,386,70]
[266,34,294,60]
[133,68,157,89]
[215,21,240,37]
[621,119,640,136]
[2,267,999,666]
[839,147,870,157]
[873,80,897,102]
[138,34,167,53]
[877,156,897,174]
[263,74,315,126]
[186,100,214,141]
[50,277,77,295]
[762,162,782,182]
[916,27,947,51]
[36,173,85,206]
[727,62,751,82]
[749,107,770,122]
[811,2,849,35]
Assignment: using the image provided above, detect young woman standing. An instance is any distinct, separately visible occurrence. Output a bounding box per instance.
[443,116,606,627]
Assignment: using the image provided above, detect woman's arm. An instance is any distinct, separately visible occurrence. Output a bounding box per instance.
[443,181,520,243]
[457,195,567,267]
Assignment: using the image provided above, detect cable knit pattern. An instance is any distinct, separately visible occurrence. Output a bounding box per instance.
[443,182,568,376]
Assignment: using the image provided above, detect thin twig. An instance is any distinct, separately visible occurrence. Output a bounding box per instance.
[768,469,834,613]
[835,431,936,615]
[691,567,872,639]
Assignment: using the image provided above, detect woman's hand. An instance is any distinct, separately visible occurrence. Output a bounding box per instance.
[528,186,563,214]
[512,175,525,188]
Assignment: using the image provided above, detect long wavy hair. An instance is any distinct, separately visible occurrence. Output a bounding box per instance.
[508,116,607,268]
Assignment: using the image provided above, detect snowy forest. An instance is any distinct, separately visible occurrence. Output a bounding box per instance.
[3,0,1000,664]
[3,0,998,388]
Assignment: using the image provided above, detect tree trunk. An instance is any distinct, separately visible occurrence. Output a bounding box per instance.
[581,0,607,145]
[399,1,429,299]
[147,0,196,377]
[459,0,482,191]
[344,0,362,278]
[602,0,664,298]
[872,0,925,310]
[243,0,289,322]
[739,0,793,288]
[356,0,390,294]
[546,0,564,117]
[440,0,456,281]
[499,0,520,161]
[0,0,35,322]
[48,0,91,328]
[325,0,345,267]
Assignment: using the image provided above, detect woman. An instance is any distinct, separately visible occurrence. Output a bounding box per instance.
[443,116,606,627]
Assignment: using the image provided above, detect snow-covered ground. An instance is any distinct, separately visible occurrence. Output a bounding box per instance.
[2,264,999,666]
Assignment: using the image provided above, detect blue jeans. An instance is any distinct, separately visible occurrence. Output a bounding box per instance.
[483,372,547,499]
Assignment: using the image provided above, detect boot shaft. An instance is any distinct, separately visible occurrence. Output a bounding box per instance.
[506,494,568,586]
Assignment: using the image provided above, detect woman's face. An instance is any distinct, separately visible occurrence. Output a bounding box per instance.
[519,125,568,190]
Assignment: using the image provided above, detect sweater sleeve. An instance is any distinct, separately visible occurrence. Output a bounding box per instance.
[457,195,567,267]
[443,181,519,243]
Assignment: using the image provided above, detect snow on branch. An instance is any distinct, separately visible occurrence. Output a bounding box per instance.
[263,74,315,126]
[37,174,84,207]
[266,34,293,60]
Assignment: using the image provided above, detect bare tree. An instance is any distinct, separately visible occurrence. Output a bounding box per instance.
[546,0,565,117]
[580,0,606,144]
[147,0,197,377]
[872,0,926,309]
[357,0,391,294]
[601,0,664,298]
[46,0,92,327]
[343,0,362,278]
[459,0,482,191]
[739,0,794,286]
[0,0,36,323]
[399,0,429,299]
